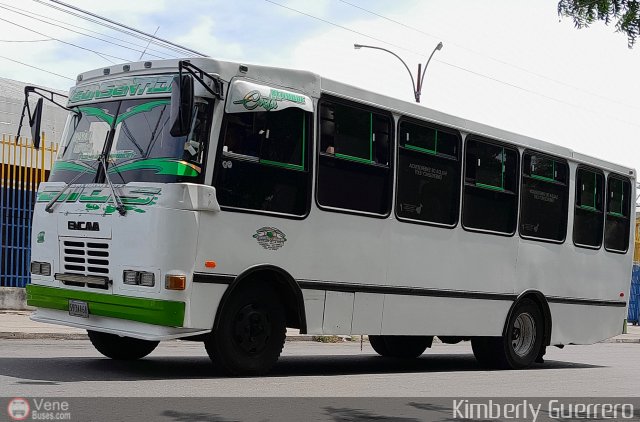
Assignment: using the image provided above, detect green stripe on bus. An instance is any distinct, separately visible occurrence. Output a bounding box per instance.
[530,174,556,183]
[334,153,373,165]
[259,159,304,171]
[26,284,185,327]
[108,158,200,177]
[475,182,505,192]
[405,144,436,155]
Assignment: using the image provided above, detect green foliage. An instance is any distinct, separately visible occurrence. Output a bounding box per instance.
[558,0,640,47]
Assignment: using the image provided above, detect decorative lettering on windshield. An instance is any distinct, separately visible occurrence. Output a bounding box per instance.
[69,76,173,104]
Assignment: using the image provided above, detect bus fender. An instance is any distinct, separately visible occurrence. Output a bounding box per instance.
[502,290,552,346]
[213,264,307,334]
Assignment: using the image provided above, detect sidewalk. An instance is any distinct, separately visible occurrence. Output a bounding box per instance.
[1,311,640,343]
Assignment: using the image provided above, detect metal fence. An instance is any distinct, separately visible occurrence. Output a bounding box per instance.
[0,134,57,287]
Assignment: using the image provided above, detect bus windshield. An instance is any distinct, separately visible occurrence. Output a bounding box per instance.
[49,98,211,184]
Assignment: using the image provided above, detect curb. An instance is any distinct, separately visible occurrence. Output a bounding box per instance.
[0,332,89,340]
[602,338,640,343]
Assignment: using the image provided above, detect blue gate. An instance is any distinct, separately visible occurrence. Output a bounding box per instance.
[630,265,640,325]
[0,135,56,287]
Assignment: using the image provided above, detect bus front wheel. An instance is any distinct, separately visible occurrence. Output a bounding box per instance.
[205,283,286,376]
[471,298,544,369]
[87,330,159,360]
[369,335,432,358]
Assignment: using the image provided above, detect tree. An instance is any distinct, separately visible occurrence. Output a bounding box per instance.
[558,0,640,47]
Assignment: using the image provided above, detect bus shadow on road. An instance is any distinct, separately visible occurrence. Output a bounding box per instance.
[0,353,602,382]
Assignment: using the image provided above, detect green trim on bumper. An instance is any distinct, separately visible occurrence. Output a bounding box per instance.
[26,284,185,327]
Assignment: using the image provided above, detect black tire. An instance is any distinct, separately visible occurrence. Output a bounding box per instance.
[472,298,544,369]
[87,330,159,360]
[205,282,286,376]
[368,335,432,358]
[368,335,390,356]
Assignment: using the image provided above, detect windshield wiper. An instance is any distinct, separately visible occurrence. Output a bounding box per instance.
[101,154,126,216]
[44,155,126,216]
[44,160,99,213]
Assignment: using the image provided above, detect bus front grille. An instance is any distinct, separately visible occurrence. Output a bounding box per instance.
[60,238,111,287]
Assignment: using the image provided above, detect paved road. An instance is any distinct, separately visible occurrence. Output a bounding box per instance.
[0,339,637,397]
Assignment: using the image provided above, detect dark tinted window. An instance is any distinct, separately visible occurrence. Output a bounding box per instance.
[519,152,569,241]
[573,167,604,248]
[462,138,519,234]
[605,176,631,252]
[317,99,392,215]
[396,120,461,226]
[214,108,310,216]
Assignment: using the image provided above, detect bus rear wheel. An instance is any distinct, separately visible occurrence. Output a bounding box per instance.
[471,298,544,369]
[205,283,286,376]
[87,330,159,360]
[369,335,432,358]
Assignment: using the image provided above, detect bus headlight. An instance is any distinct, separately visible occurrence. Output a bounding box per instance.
[123,270,138,285]
[123,270,156,287]
[139,272,155,287]
[30,261,51,276]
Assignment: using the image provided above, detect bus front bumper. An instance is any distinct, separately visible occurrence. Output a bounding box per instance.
[26,284,210,341]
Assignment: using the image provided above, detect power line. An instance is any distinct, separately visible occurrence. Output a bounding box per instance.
[32,0,195,58]
[0,3,176,59]
[0,38,52,42]
[0,55,74,81]
[9,2,181,59]
[336,0,640,112]
[264,0,640,129]
[0,15,129,62]
[263,0,424,58]
[0,3,169,60]
[45,0,208,57]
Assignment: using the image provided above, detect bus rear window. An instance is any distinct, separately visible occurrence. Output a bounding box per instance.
[604,176,631,253]
[573,167,604,248]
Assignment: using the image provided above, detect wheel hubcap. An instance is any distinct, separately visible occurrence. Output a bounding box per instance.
[511,312,536,357]
[232,304,271,355]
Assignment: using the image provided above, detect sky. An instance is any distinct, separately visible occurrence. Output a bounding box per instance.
[0,0,638,173]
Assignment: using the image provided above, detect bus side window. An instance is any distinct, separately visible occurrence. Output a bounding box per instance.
[214,108,310,216]
[604,175,631,253]
[573,167,604,248]
[462,137,519,234]
[317,98,392,216]
[519,152,569,242]
[395,119,461,227]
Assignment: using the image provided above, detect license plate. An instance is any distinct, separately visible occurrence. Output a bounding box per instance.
[69,300,89,318]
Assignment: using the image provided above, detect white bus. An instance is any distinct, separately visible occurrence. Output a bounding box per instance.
[24,58,634,375]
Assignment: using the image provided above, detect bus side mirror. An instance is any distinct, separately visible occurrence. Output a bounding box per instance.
[170,75,194,137]
[30,97,43,149]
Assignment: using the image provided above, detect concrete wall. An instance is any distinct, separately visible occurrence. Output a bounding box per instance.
[0,287,33,310]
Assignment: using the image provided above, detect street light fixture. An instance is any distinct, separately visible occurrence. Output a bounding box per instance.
[354,42,443,103]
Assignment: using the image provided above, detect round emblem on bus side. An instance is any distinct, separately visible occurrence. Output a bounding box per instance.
[253,227,287,250]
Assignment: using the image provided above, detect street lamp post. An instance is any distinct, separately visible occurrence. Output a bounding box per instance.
[353,42,443,103]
